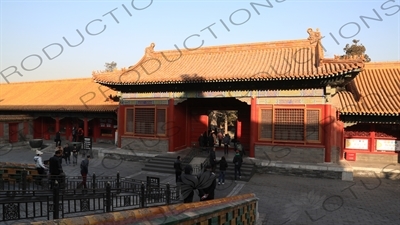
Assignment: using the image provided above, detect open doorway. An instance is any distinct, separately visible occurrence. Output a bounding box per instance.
[208,110,238,139]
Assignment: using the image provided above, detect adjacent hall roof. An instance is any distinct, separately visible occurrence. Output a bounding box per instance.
[92,28,364,86]
[0,78,119,112]
[333,62,400,116]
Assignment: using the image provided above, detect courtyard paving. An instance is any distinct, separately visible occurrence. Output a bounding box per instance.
[0,142,399,225]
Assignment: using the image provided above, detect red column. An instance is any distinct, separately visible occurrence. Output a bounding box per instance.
[324,104,332,162]
[249,97,257,158]
[370,124,376,153]
[0,122,4,137]
[84,118,88,136]
[55,117,60,132]
[168,99,175,152]
[117,106,124,148]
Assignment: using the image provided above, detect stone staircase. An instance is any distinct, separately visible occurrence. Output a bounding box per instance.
[142,150,256,182]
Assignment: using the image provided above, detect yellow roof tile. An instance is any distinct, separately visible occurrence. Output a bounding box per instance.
[0,78,118,112]
[93,28,364,85]
[334,61,400,116]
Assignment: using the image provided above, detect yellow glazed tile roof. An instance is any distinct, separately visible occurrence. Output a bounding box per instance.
[0,78,119,112]
[93,28,364,85]
[334,62,400,116]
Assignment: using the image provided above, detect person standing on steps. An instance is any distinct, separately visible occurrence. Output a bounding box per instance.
[233,149,243,181]
[174,156,183,183]
[217,156,228,185]
[223,134,231,155]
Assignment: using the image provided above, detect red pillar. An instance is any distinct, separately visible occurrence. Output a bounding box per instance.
[249,97,257,158]
[84,118,88,136]
[324,104,332,162]
[55,117,60,132]
[117,106,123,148]
[370,124,376,153]
[168,99,175,152]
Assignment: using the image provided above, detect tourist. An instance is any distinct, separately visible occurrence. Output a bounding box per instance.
[198,165,217,201]
[217,156,228,185]
[63,143,71,165]
[223,134,231,155]
[233,149,243,181]
[33,150,47,184]
[209,147,217,172]
[180,165,197,203]
[174,156,183,183]
[217,130,223,147]
[49,150,63,188]
[54,131,61,147]
[80,155,90,189]
[72,127,77,142]
[72,144,78,166]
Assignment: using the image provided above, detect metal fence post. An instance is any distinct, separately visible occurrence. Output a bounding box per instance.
[117,172,120,189]
[166,183,171,205]
[53,180,60,220]
[92,173,96,190]
[106,182,111,212]
[21,169,27,192]
[140,182,145,208]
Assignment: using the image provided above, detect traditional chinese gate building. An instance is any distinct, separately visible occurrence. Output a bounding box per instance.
[333,62,400,163]
[93,28,368,164]
[0,78,119,144]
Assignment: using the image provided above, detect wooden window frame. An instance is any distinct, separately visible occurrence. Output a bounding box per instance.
[124,106,167,137]
[125,107,134,134]
[258,106,322,144]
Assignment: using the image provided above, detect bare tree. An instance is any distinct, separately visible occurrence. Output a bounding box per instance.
[105,61,117,72]
[342,39,371,62]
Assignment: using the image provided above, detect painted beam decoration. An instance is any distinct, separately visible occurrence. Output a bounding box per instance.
[121,89,325,104]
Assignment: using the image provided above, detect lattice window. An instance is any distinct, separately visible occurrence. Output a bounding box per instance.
[125,108,134,133]
[306,110,320,141]
[135,108,155,135]
[260,109,273,139]
[274,109,304,141]
[156,109,166,135]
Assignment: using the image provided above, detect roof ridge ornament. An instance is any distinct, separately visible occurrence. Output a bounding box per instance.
[145,43,156,57]
[307,28,321,44]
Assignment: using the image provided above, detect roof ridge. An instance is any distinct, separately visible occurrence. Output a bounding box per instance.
[0,77,93,85]
[364,61,400,69]
[148,38,312,56]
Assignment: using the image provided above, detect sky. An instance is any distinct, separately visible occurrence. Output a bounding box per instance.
[0,0,399,84]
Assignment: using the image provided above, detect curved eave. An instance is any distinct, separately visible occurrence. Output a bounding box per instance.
[94,68,361,86]
[340,112,400,116]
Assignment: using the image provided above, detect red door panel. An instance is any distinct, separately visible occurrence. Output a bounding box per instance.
[9,123,18,143]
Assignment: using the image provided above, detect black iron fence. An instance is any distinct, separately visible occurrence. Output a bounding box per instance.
[0,173,179,223]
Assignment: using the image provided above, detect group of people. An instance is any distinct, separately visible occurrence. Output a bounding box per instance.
[208,147,243,182]
[53,127,84,147]
[174,147,244,203]
[33,143,90,189]
[198,129,233,155]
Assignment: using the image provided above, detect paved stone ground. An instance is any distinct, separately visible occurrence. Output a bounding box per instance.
[1,142,399,225]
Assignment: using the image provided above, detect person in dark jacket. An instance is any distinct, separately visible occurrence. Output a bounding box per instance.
[202,131,208,148]
[209,147,217,172]
[63,143,71,165]
[80,155,90,189]
[174,156,183,183]
[222,134,231,155]
[217,156,228,185]
[198,165,217,201]
[55,131,61,147]
[233,149,243,181]
[180,165,197,203]
[49,150,63,188]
